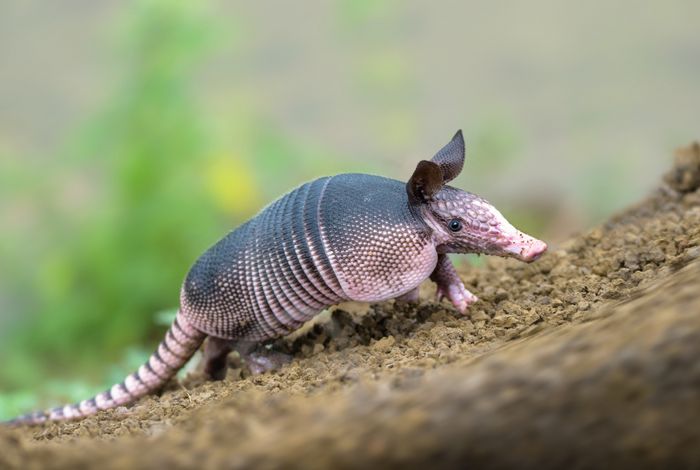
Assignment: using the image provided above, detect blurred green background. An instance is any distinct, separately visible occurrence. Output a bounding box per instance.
[0,0,698,420]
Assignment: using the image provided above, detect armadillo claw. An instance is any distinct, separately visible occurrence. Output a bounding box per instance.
[436,284,479,315]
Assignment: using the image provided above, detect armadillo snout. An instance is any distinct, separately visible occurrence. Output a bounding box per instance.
[502,234,548,263]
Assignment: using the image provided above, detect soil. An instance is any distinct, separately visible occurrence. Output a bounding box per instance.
[2,143,700,469]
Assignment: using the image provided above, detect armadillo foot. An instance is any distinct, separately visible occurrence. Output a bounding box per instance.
[202,339,294,379]
[436,283,478,314]
[430,253,478,314]
[241,347,293,375]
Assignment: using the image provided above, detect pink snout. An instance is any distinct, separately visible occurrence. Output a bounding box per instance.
[521,239,548,262]
[504,235,548,263]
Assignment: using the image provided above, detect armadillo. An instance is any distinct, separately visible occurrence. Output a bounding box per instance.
[7,131,547,425]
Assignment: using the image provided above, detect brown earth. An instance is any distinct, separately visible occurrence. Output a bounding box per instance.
[2,144,700,469]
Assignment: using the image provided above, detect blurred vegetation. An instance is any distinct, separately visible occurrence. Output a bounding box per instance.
[1,0,220,418]
[0,0,589,420]
[0,0,349,419]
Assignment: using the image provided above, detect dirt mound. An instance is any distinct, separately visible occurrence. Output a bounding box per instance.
[2,143,700,469]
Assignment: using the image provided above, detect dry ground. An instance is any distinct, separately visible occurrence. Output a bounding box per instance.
[2,143,700,469]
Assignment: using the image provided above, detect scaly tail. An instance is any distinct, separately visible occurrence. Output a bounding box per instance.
[5,310,206,426]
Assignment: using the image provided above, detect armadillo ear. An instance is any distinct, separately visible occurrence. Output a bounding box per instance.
[407,160,443,204]
[431,130,465,183]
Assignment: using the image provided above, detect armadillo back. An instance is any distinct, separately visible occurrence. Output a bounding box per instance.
[318,174,437,302]
[182,177,342,340]
[181,174,437,341]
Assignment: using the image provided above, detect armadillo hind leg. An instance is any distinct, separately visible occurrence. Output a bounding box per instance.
[5,310,206,426]
[240,344,293,375]
[201,337,234,381]
[201,338,293,378]
[430,254,478,314]
[395,287,421,304]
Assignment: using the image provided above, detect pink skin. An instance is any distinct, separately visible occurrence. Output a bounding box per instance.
[437,283,478,314]
[501,231,548,263]
[430,254,478,314]
[421,190,548,314]
[433,230,547,314]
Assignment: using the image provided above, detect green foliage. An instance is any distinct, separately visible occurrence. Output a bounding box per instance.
[0,0,226,409]
[0,0,348,420]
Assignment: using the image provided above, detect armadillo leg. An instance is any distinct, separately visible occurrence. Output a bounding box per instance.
[201,339,294,378]
[202,337,233,381]
[234,341,293,375]
[430,254,478,314]
[395,287,420,304]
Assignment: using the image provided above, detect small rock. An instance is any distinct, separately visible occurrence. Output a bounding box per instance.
[372,336,396,352]
[623,253,640,271]
[685,246,700,261]
[494,288,509,302]
[470,310,489,321]
[491,315,515,328]
[459,320,475,334]
[647,247,666,264]
[551,298,565,308]
[523,310,541,326]
[664,141,700,192]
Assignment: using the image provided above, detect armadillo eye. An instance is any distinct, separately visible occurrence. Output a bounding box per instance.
[448,219,462,232]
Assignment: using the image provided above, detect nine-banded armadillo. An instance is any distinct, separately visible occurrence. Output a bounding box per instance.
[7,130,547,425]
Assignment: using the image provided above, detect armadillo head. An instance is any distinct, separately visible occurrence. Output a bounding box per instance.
[406,131,547,263]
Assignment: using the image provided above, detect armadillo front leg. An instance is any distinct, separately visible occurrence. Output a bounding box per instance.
[430,254,478,314]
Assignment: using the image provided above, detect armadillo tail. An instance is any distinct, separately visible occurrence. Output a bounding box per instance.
[5,310,206,426]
